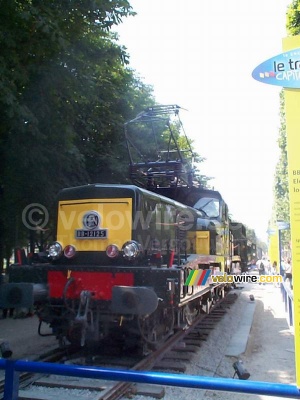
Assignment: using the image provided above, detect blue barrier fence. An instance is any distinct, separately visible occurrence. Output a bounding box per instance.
[281,281,294,327]
[1,358,300,399]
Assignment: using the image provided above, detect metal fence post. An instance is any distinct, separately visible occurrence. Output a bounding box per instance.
[288,295,293,326]
[3,359,20,400]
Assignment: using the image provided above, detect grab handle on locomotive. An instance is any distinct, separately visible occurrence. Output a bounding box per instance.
[167,278,176,306]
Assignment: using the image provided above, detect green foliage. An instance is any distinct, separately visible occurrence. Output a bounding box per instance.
[273,90,290,223]
[286,0,300,35]
[0,0,141,267]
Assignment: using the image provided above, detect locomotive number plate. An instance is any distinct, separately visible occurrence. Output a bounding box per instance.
[75,229,107,239]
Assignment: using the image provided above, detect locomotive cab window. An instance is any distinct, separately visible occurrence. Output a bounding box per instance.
[193,197,220,219]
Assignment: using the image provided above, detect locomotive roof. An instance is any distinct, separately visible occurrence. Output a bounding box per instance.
[57,183,190,208]
[230,221,247,240]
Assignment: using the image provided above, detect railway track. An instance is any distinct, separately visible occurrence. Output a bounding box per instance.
[1,291,238,400]
[0,345,85,396]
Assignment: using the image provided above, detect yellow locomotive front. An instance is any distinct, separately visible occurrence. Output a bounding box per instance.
[49,183,185,267]
[51,193,132,263]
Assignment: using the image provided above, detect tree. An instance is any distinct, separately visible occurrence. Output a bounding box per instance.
[286,0,300,36]
[273,90,290,224]
[0,0,139,269]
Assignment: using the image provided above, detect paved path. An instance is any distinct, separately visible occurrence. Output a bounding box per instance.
[204,283,296,400]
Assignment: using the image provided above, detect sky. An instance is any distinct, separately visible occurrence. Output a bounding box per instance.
[114,0,291,242]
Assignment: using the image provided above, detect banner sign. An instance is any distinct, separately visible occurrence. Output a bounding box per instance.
[252,47,300,88]
[282,35,300,388]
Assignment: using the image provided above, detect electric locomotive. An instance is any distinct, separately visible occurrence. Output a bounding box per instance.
[0,105,240,350]
[1,183,231,348]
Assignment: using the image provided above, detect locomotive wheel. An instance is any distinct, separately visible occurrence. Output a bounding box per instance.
[137,306,174,346]
[183,304,199,326]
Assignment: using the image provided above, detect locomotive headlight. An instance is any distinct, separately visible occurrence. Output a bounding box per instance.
[122,241,142,260]
[64,245,76,259]
[48,242,63,260]
[106,244,119,258]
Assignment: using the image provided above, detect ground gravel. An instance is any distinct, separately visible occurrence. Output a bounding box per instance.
[132,282,295,400]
